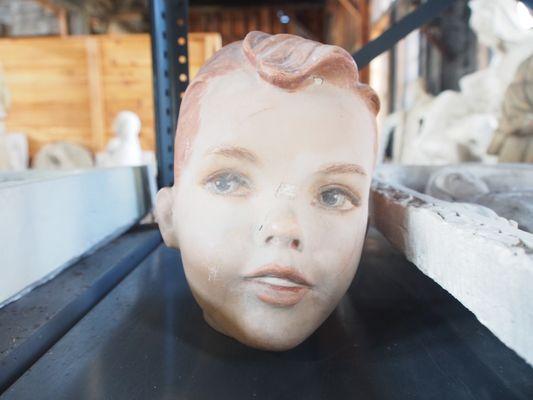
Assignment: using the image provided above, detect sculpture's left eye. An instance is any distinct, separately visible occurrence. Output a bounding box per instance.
[316,187,360,211]
[205,171,251,196]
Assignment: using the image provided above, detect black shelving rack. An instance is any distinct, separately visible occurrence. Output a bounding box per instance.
[150,0,190,188]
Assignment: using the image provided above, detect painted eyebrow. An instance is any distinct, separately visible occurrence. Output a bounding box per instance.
[206,146,260,164]
[316,163,367,177]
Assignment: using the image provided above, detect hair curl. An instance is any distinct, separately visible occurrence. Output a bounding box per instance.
[173,31,380,181]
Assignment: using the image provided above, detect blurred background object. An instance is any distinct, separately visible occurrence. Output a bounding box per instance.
[96,110,156,169]
[488,54,533,162]
[0,63,28,171]
[32,141,94,169]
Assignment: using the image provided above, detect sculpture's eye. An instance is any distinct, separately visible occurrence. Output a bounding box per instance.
[316,187,359,211]
[205,171,251,196]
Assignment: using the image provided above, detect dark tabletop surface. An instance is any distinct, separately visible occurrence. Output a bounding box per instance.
[2,228,532,400]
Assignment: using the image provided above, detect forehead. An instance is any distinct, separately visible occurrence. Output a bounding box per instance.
[191,69,376,168]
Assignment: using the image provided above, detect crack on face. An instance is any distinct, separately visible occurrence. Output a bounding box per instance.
[275,182,297,200]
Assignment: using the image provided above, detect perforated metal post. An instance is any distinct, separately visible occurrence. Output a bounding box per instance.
[150,0,190,188]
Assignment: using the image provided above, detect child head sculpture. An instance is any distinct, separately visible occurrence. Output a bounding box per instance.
[156,31,379,351]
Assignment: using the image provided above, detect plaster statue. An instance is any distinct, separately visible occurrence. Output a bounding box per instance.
[426,166,533,233]
[33,141,94,170]
[400,0,533,165]
[0,65,28,171]
[487,54,533,162]
[96,111,144,167]
[155,31,380,351]
[380,79,434,163]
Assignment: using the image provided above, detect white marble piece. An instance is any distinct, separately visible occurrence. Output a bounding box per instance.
[371,163,533,366]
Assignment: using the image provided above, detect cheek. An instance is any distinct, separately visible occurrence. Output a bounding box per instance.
[304,203,368,287]
[174,183,255,275]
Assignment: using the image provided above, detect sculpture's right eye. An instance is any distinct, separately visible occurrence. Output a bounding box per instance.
[204,171,251,196]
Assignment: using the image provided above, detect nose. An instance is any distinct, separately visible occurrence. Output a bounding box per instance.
[258,206,303,251]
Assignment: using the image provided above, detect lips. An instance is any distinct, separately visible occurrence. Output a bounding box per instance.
[244,264,312,307]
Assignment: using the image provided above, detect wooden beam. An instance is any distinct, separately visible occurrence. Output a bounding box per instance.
[35,0,69,35]
[358,0,370,83]
[35,0,67,15]
[85,38,106,152]
[57,8,68,36]
[338,0,359,20]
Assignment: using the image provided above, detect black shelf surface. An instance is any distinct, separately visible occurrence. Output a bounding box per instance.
[2,228,532,399]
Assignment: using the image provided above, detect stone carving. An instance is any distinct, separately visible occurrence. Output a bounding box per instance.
[426,166,533,233]
[372,163,533,367]
[155,32,380,350]
[397,0,533,164]
[487,54,533,162]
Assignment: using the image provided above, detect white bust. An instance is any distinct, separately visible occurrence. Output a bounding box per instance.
[97,110,143,167]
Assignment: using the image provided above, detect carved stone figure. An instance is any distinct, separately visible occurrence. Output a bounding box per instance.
[155,32,380,350]
[487,54,533,162]
[400,0,533,164]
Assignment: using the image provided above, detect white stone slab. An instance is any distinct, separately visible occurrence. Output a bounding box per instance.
[0,166,155,306]
[371,164,533,366]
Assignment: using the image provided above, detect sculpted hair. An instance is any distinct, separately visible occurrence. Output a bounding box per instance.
[173,31,380,181]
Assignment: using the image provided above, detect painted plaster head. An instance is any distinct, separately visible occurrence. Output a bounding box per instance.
[156,31,379,351]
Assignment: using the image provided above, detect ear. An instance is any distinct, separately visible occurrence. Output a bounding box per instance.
[155,187,180,249]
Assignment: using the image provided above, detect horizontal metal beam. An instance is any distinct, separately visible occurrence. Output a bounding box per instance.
[0,229,162,394]
[353,0,459,68]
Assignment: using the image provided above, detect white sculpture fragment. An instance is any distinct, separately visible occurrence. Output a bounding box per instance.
[396,0,533,164]
[426,166,533,232]
[372,163,533,367]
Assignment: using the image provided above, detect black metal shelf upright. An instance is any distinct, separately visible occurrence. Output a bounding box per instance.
[150,0,190,188]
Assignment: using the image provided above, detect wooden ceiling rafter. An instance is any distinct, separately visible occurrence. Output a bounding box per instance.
[35,0,69,36]
[337,0,359,19]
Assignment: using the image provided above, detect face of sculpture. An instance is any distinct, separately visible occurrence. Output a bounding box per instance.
[157,67,376,350]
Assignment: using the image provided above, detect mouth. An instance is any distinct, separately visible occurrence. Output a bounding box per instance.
[244,264,312,307]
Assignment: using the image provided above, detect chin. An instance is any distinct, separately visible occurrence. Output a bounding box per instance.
[204,303,323,352]
[231,323,310,352]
